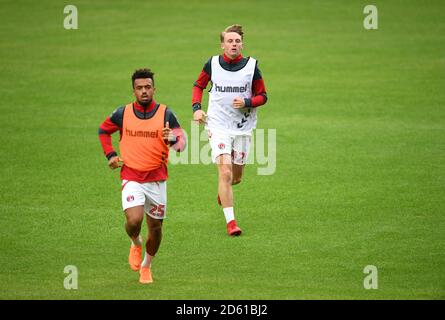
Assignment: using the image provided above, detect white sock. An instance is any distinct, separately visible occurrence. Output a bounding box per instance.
[223,207,235,224]
[141,251,153,268]
[131,235,142,247]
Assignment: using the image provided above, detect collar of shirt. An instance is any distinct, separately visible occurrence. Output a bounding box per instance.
[223,53,243,64]
[134,100,156,113]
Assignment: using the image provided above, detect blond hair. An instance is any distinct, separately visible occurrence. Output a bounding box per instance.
[220,24,244,42]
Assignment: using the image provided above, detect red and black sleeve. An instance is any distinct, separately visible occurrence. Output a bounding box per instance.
[192,58,212,112]
[164,108,187,152]
[98,106,124,160]
[245,62,268,108]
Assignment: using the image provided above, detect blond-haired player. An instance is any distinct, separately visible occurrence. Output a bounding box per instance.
[192,25,268,236]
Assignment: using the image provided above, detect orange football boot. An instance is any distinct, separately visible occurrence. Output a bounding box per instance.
[128,245,142,271]
[139,267,153,284]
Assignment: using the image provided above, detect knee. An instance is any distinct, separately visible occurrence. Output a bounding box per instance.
[149,222,163,237]
[232,164,244,186]
[126,217,142,230]
[219,167,232,184]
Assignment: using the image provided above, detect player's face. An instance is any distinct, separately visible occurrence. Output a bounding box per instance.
[133,78,155,106]
[221,32,243,59]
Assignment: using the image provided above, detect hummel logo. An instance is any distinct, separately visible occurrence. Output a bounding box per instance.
[214,83,248,93]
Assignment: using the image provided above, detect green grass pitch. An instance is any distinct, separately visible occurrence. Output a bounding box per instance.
[0,0,444,299]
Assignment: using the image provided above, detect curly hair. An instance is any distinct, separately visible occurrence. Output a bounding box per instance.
[131,68,155,88]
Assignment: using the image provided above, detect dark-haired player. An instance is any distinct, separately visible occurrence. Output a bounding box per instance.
[98,68,186,284]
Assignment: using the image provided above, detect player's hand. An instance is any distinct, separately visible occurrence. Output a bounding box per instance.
[108,156,123,170]
[193,109,207,124]
[163,122,176,142]
[233,97,246,109]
